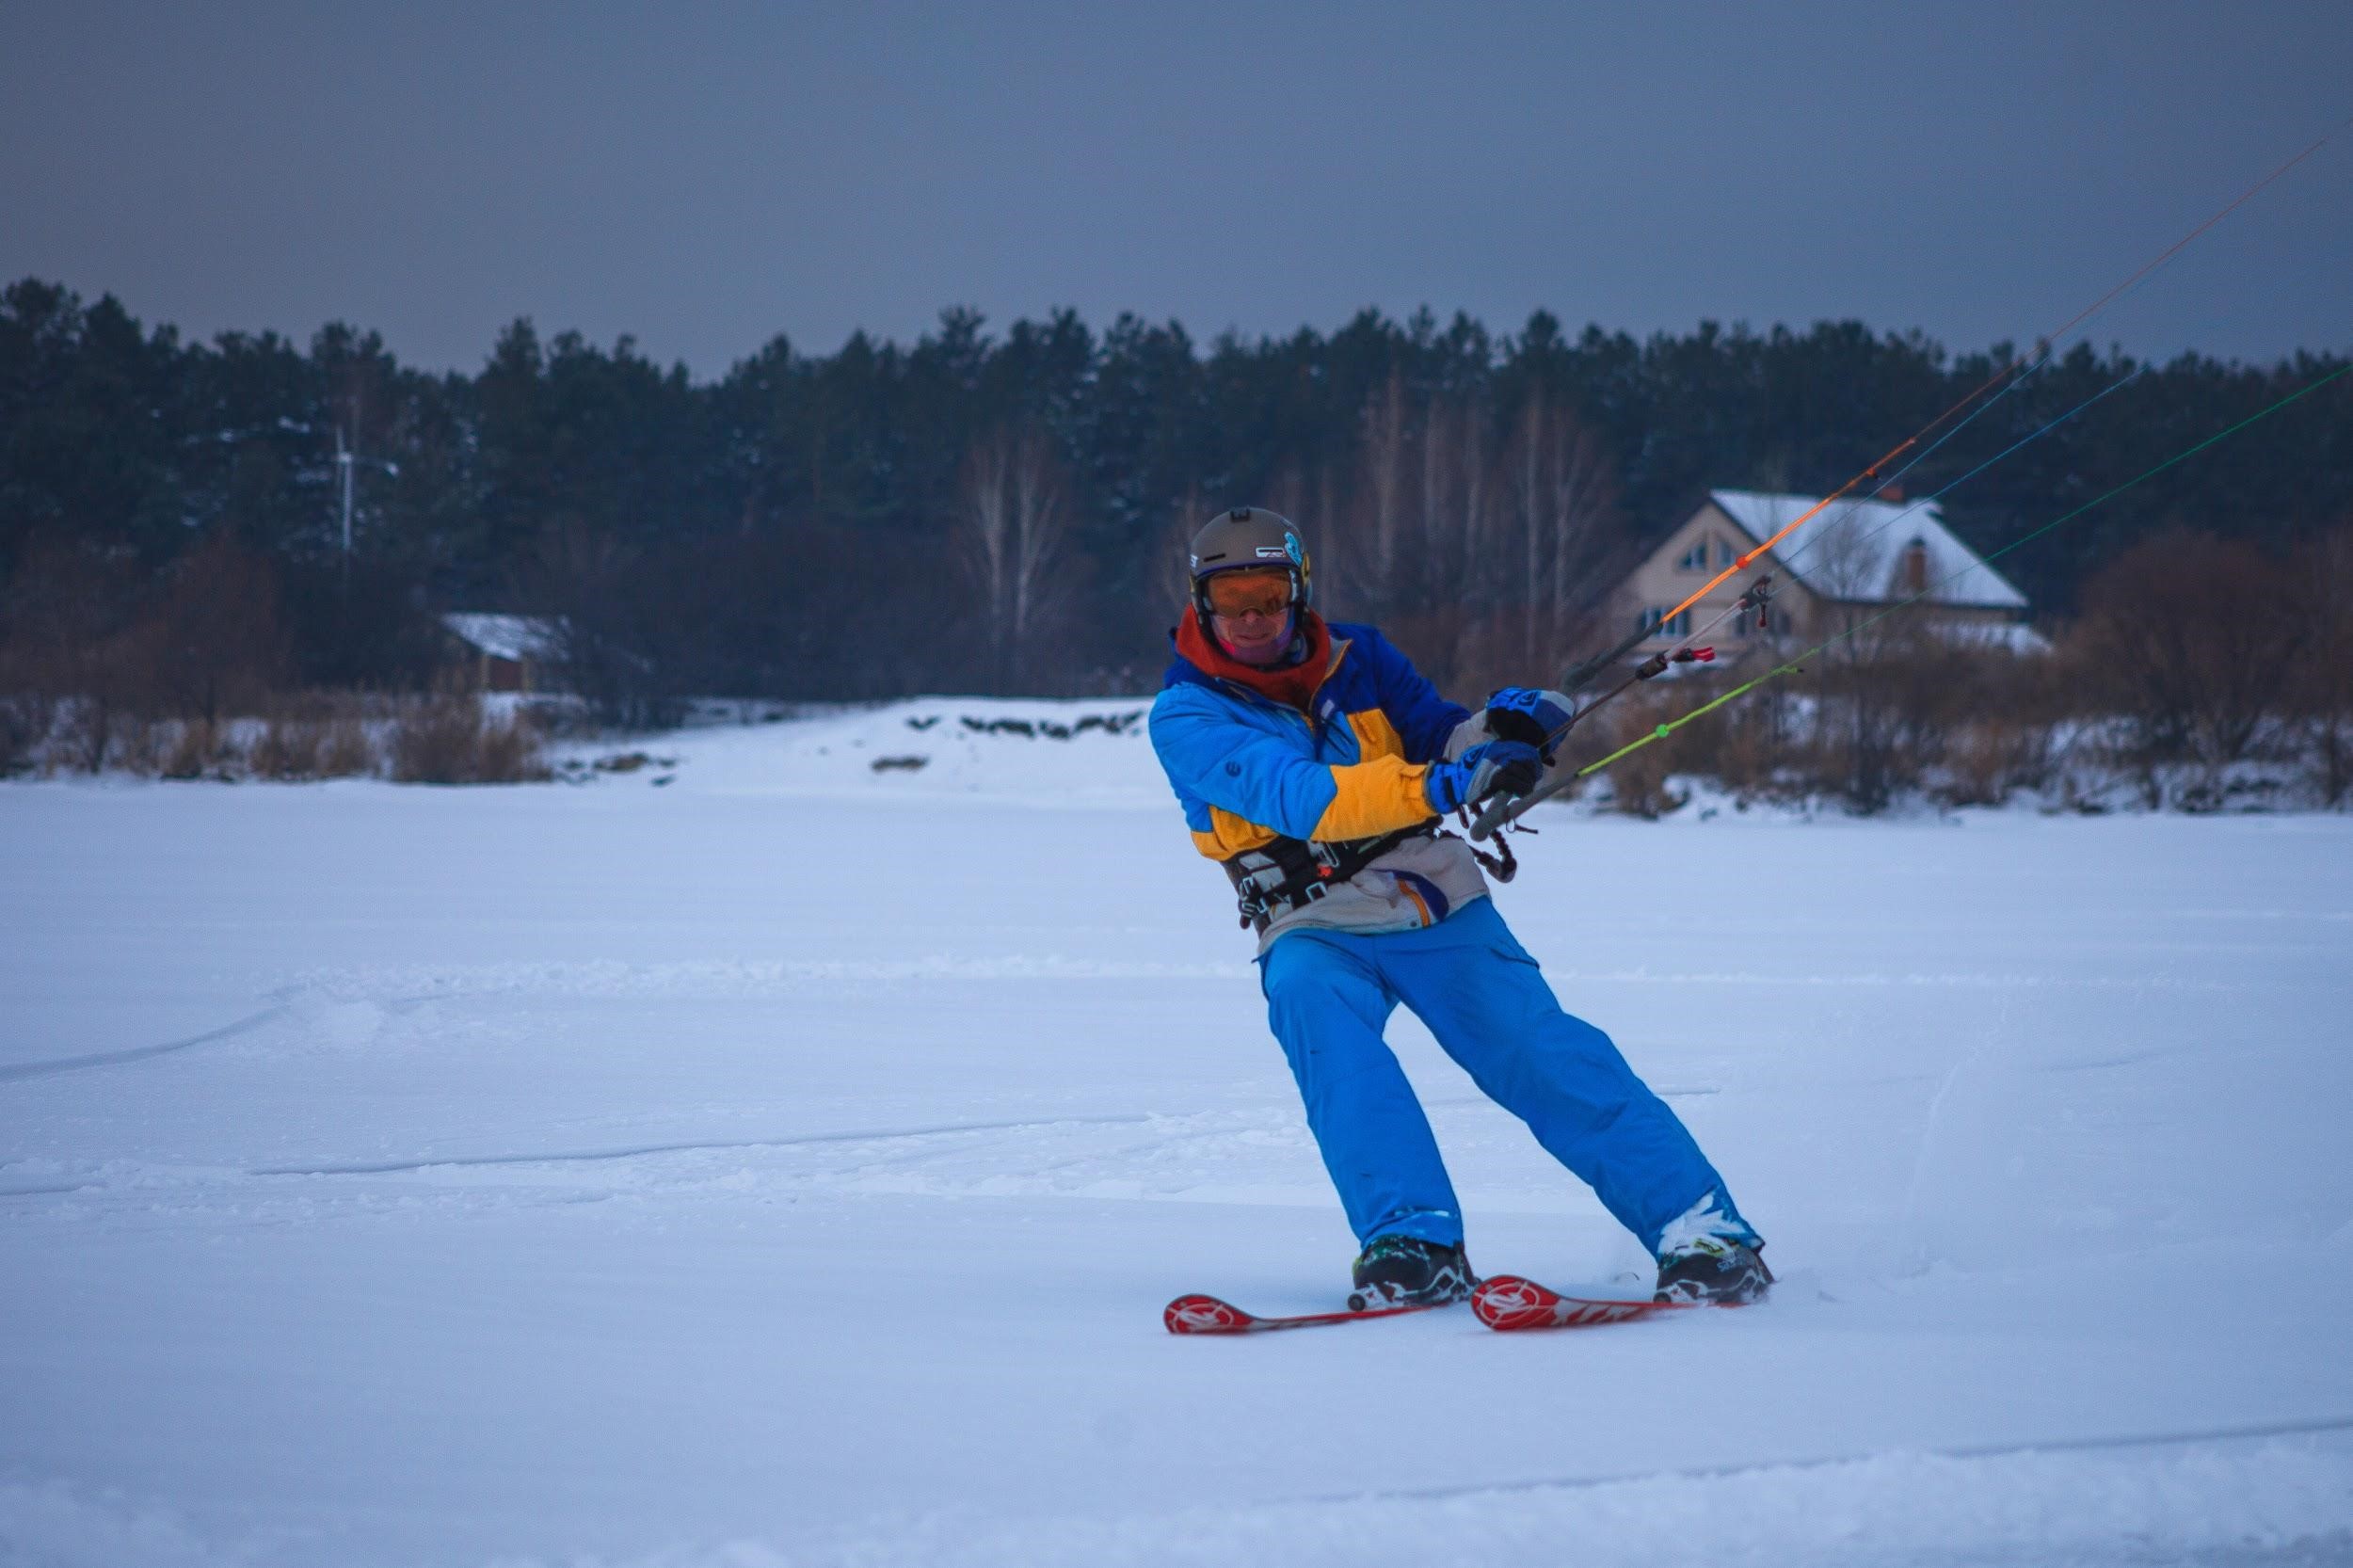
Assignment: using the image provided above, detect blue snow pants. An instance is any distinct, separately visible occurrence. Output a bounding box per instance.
[1257,897,1754,1257]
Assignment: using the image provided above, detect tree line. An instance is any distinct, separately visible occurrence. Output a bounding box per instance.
[3,275,2348,737]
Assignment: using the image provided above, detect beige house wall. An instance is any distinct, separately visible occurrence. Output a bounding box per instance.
[1616,501,1823,655]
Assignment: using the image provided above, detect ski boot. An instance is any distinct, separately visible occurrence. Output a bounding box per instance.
[1349,1235,1474,1310]
[1654,1236,1773,1305]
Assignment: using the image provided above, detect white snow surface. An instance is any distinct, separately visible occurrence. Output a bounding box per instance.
[5,698,2351,1567]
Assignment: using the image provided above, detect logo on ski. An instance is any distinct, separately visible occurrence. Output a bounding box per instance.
[1470,1274,1700,1331]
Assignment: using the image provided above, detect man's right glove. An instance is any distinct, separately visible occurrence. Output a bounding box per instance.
[1424,738,1544,814]
[1483,687,1577,758]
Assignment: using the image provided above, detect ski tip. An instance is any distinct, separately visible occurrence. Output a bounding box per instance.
[1164,1293,1257,1335]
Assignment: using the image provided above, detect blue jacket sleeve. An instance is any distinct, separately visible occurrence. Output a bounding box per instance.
[1148,685,1339,842]
[1356,628,1472,764]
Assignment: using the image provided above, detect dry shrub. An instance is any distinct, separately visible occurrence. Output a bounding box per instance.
[1939,712,2049,806]
[1708,685,1803,798]
[58,697,129,776]
[248,693,384,780]
[472,712,548,783]
[388,695,548,785]
[150,531,287,728]
[158,720,240,781]
[1805,636,1941,812]
[2067,528,2296,799]
[316,717,378,777]
[1633,650,1810,802]
[2285,524,2353,807]
[1565,631,2064,814]
[1595,682,1697,818]
[111,714,169,776]
[1578,656,1804,814]
[248,716,325,780]
[160,722,208,779]
[1930,651,2064,806]
[0,691,56,776]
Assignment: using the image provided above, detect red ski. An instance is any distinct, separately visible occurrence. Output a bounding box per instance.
[1162,1291,1455,1335]
[1470,1273,1700,1332]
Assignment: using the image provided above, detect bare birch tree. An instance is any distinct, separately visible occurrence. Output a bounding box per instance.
[1504,395,1616,669]
[1358,372,1410,616]
[1419,395,1449,609]
[959,424,1070,692]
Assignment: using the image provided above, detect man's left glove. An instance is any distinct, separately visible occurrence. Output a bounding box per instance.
[1483,687,1577,758]
[1424,739,1544,815]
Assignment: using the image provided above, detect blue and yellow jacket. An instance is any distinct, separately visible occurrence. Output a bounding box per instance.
[1148,618,1494,945]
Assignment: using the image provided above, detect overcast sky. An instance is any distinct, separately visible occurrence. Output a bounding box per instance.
[4,1,2347,377]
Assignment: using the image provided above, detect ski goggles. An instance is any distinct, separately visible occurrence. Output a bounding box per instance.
[1202,567,1296,619]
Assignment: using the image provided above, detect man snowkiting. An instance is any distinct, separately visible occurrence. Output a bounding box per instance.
[1147,507,1769,1309]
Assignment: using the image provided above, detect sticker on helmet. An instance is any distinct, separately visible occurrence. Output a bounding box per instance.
[1284,533,1305,566]
[1254,546,1289,559]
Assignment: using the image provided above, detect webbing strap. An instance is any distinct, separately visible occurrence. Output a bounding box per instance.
[1225,824,1437,931]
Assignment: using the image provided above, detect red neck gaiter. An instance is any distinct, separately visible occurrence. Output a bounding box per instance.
[1175,610,1335,713]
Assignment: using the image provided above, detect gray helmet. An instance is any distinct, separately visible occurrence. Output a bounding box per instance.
[1187,506,1312,625]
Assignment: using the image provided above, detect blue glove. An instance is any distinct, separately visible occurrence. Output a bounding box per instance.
[1425,739,1544,814]
[1485,686,1576,758]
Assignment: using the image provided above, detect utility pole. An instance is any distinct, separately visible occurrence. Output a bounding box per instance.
[336,425,356,590]
[331,422,396,596]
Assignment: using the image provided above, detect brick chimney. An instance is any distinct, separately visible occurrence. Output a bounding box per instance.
[1899,537,1929,596]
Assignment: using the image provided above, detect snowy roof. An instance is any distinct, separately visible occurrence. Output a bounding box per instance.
[440,613,561,663]
[1706,489,2029,612]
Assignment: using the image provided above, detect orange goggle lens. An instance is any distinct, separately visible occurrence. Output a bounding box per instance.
[1204,568,1295,618]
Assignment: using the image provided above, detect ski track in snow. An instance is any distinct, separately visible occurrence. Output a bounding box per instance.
[5,712,2352,1568]
[0,1004,292,1083]
[772,1436,2353,1568]
[0,956,2261,1086]
[0,1107,1358,1218]
[13,1432,2344,1568]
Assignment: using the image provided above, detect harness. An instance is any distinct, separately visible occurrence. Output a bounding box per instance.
[1222,824,1436,931]
[1221,818,1518,932]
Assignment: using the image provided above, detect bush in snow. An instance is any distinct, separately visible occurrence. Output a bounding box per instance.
[158,719,241,781]
[2065,527,2298,808]
[388,694,548,785]
[2284,524,2353,807]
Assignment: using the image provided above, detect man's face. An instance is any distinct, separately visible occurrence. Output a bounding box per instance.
[1204,568,1296,665]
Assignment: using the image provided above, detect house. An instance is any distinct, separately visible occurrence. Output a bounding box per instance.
[1613,489,2042,657]
[440,613,562,693]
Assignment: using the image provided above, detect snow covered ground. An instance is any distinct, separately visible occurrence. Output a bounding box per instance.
[5,699,2351,1567]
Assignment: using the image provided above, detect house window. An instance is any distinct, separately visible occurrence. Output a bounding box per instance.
[1718,537,1738,568]
[1676,539,1708,571]
[1638,607,1691,638]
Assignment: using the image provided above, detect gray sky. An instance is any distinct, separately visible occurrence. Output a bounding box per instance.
[4,1,2347,376]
